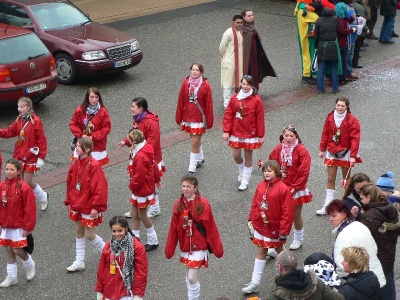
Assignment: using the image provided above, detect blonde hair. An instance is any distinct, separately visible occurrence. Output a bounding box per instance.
[17,97,34,123]
[127,129,144,148]
[341,246,370,273]
[77,137,93,154]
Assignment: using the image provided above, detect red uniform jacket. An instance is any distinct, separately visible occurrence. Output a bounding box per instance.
[123,111,163,165]
[64,156,108,214]
[69,106,111,153]
[0,114,47,163]
[96,237,148,298]
[0,178,36,232]
[175,77,214,129]
[165,195,224,258]
[249,178,294,238]
[223,93,265,139]
[128,143,160,197]
[319,111,361,158]
[269,143,311,192]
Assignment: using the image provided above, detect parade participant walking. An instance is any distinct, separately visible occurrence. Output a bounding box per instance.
[219,15,244,108]
[165,175,223,300]
[70,87,111,166]
[0,97,48,211]
[96,216,148,300]
[0,159,36,287]
[175,63,214,175]
[242,160,294,294]
[126,129,160,252]
[240,9,277,90]
[64,137,108,272]
[317,97,361,215]
[222,75,265,191]
[269,126,312,250]
[117,97,165,219]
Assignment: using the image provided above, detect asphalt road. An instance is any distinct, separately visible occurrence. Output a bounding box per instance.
[1,0,400,299]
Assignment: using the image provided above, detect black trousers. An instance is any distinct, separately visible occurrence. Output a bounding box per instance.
[366,6,378,34]
[353,36,365,67]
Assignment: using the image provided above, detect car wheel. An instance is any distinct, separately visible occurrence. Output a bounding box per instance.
[55,53,77,84]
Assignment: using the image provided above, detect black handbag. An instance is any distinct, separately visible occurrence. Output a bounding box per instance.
[23,233,34,254]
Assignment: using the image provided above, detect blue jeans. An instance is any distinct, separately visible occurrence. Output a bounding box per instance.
[339,47,349,82]
[379,15,395,42]
[381,270,396,300]
[346,42,355,75]
[317,60,339,92]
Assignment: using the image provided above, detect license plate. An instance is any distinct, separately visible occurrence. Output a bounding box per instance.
[114,58,132,68]
[26,83,46,94]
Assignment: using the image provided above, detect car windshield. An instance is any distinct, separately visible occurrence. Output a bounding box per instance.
[31,1,90,30]
[0,33,49,64]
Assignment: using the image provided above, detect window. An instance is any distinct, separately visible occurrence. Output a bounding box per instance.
[0,3,32,27]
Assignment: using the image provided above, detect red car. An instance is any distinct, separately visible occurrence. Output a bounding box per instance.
[0,23,58,105]
[0,0,143,84]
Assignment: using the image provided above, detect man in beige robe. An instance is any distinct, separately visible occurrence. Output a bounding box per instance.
[219,15,244,108]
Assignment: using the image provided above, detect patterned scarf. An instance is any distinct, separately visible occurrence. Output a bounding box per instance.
[188,75,203,100]
[133,111,148,124]
[86,102,100,115]
[280,139,299,167]
[232,25,241,91]
[110,232,135,293]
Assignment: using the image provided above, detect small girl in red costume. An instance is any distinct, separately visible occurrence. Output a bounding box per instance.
[70,87,111,166]
[126,129,160,252]
[165,175,223,300]
[242,160,294,294]
[117,97,165,219]
[176,63,214,175]
[0,97,48,211]
[269,126,312,251]
[222,75,265,191]
[64,137,108,272]
[0,159,36,288]
[96,216,148,300]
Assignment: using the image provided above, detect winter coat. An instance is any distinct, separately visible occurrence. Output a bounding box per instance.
[314,8,339,61]
[0,114,47,163]
[337,18,354,49]
[332,221,386,287]
[269,143,311,193]
[380,0,397,16]
[96,237,148,298]
[319,111,361,158]
[165,195,224,258]
[359,202,400,274]
[64,156,108,214]
[338,271,380,300]
[175,77,214,129]
[249,178,294,238]
[267,269,344,300]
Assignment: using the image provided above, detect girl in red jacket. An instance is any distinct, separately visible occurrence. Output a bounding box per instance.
[64,137,108,272]
[117,97,165,219]
[222,75,265,191]
[0,159,36,288]
[0,97,48,211]
[70,87,111,166]
[269,126,312,250]
[317,97,361,215]
[96,216,148,300]
[165,175,223,300]
[126,129,160,252]
[242,160,294,294]
[175,63,214,175]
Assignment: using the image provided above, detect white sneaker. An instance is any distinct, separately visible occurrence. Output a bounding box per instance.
[66,261,85,272]
[238,182,249,191]
[0,276,18,288]
[267,248,278,258]
[26,261,35,280]
[289,240,303,250]
[124,211,132,218]
[316,207,327,215]
[40,193,48,211]
[147,209,160,219]
[242,282,260,294]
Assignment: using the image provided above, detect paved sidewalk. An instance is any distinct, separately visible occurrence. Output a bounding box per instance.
[72,0,214,23]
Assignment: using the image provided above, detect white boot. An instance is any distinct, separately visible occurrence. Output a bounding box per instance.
[194,152,204,169]
[237,162,244,182]
[289,229,304,250]
[242,259,265,293]
[316,189,335,215]
[239,166,252,191]
[188,281,200,300]
[188,152,197,174]
[67,237,86,272]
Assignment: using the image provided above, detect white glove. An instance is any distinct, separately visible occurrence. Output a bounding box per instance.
[96,292,103,300]
[36,158,44,168]
[133,296,143,300]
[247,221,255,239]
[30,147,39,155]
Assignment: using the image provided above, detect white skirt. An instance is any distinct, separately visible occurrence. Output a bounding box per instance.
[0,228,27,248]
